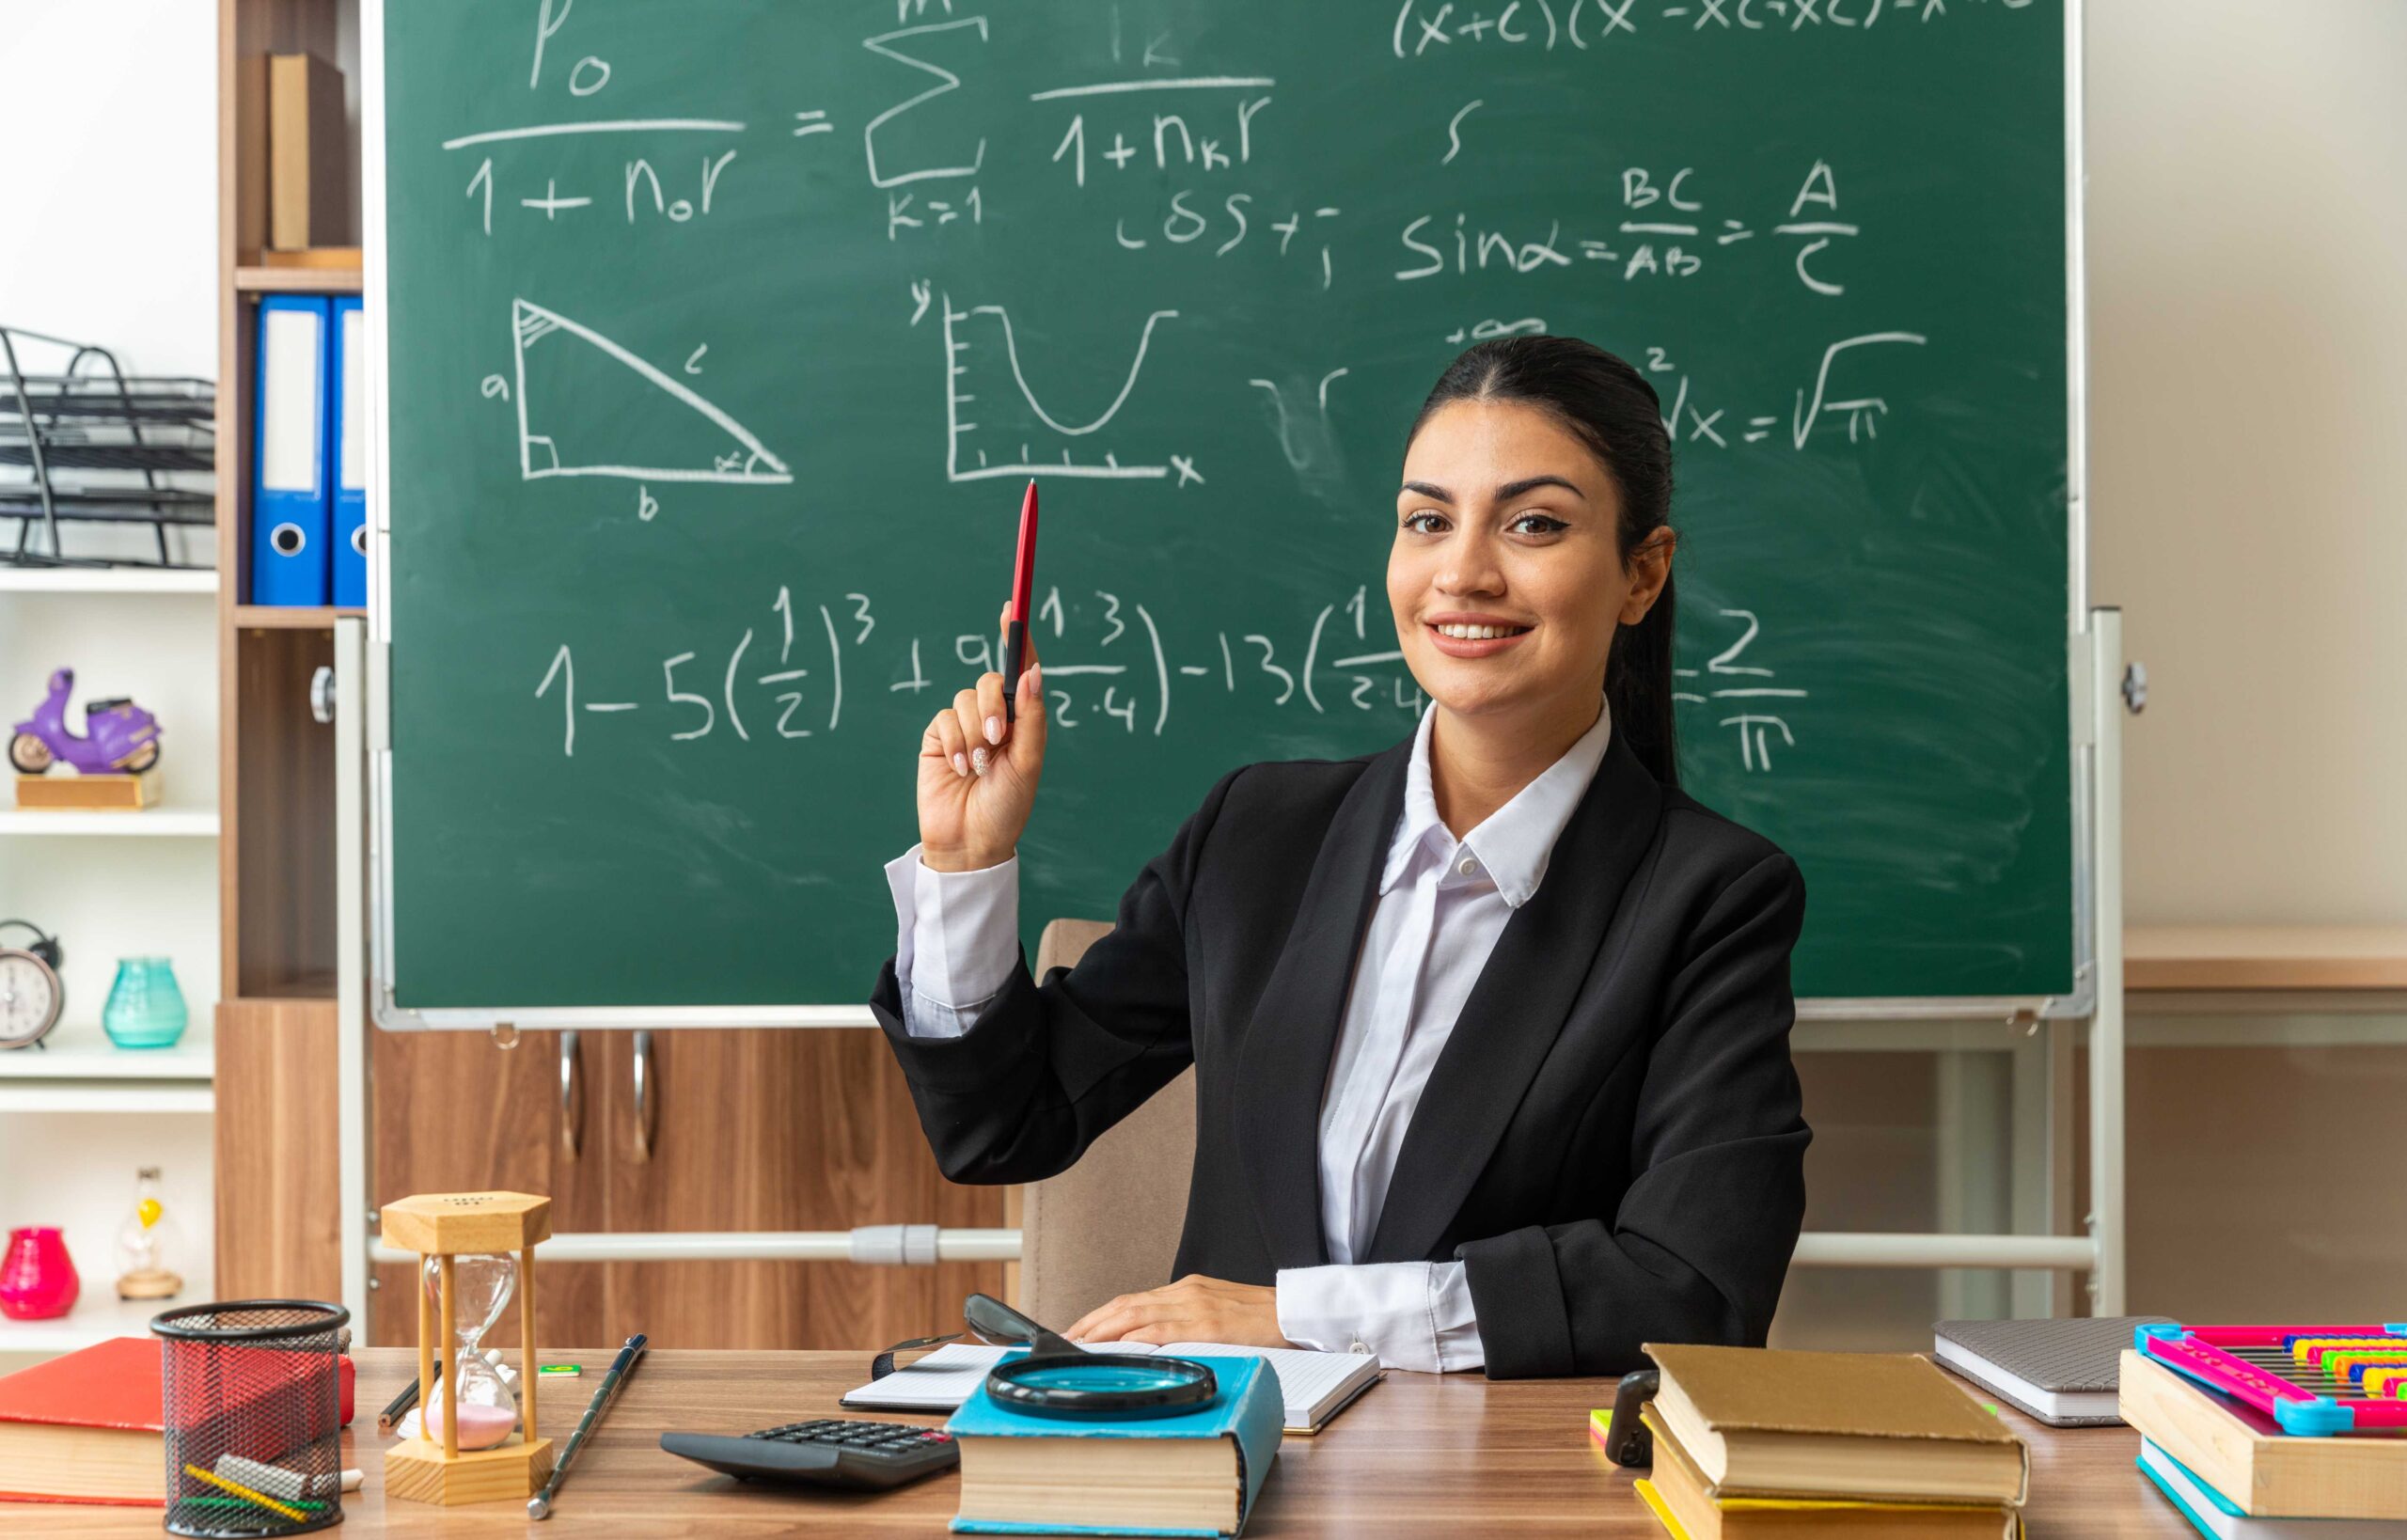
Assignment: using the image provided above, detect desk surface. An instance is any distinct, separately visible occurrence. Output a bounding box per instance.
[14,1347,2194,1536]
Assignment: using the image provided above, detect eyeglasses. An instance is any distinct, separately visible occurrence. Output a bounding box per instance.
[871,1293,1219,1420]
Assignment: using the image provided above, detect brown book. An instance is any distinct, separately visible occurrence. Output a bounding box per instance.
[0,1338,355,1505]
[1645,1343,2028,1506]
[2119,1349,2407,1520]
[269,53,349,250]
[1640,1407,2016,1539]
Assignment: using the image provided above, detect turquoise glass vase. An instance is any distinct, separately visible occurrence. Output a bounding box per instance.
[102,957,188,1049]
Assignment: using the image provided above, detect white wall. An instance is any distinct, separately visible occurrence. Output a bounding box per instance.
[2089,0,2407,925]
[1786,0,2407,1343]
[0,5,220,1325]
[0,3,219,380]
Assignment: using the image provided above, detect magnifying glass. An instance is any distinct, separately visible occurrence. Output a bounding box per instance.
[963,1293,1219,1421]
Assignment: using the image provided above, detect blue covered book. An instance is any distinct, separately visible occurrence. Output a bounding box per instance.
[946,1355,1283,1536]
[2139,1438,2404,1539]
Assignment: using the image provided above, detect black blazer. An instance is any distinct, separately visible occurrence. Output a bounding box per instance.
[871,726,1811,1379]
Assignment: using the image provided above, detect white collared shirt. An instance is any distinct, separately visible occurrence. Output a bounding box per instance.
[884,698,1613,1373]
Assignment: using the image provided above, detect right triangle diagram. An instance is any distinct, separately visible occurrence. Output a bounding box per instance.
[511,298,792,485]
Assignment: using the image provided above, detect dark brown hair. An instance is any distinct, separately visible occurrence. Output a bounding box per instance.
[1407,336,1680,789]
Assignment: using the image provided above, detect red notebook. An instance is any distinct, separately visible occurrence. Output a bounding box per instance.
[0,1336,354,1506]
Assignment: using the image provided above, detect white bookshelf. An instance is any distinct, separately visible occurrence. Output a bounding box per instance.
[0,1023,212,1080]
[0,1081,213,1114]
[0,581,220,1361]
[0,1293,180,1355]
[0,568,218,596]
[0,804,221,837]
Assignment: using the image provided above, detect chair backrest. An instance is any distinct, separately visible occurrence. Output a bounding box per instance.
[1010,919,1199,1330]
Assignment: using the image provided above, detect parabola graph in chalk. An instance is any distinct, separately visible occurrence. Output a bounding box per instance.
[511,298,792,485]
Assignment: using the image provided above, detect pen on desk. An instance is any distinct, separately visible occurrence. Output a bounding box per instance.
[1002,478,1038,724]
[527,1334,647,1520]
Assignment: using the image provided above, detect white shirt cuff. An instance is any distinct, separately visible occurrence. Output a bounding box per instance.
[885,843,1021,1038]
[1273,1260,1485,1374]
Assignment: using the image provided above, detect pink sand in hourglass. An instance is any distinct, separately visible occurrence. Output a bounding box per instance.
[419,1401,518,1450]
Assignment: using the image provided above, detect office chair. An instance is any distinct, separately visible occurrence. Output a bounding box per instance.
[1007,919,1200,1329]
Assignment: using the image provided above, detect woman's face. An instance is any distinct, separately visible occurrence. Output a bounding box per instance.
[1389,398,1673,727]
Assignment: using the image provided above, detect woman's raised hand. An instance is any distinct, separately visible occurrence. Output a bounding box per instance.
[916,605,1046,872]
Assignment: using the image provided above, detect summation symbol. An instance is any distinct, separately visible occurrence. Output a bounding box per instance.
[511,298,792,485]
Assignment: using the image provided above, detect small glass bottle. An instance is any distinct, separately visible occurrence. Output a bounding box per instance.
[114,1166,183,1300]
[102,957,187,1049]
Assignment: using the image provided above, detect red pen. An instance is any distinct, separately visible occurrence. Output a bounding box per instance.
[1003,479,1038,724]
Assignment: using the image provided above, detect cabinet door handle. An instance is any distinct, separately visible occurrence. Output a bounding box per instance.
[558,1030,583,1159]
[630,1029,656,1163]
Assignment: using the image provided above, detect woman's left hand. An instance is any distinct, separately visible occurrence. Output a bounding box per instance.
[1064,1276,1289,1349]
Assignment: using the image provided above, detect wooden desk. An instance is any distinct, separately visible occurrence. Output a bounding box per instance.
[13,1347,2194,1536]
[2127,924,2407,991]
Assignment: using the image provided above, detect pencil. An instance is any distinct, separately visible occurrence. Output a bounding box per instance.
[379,1354,437,1431]
[183,1463,308,1521]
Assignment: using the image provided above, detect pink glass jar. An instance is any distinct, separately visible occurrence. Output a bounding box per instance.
[0,1227,80,1320]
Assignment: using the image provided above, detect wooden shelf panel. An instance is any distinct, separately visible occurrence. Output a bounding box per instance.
[234,605,363,630]
[233,265,362,294]
[2127,925,2407,991]
[234,970,338,1003]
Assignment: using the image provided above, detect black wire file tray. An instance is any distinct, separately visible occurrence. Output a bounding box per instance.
[1,323,216,569]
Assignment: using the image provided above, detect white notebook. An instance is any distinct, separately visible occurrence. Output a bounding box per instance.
[840,1341,1383,1434]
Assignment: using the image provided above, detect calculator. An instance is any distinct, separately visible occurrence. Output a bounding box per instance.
[660,1418,960,1491]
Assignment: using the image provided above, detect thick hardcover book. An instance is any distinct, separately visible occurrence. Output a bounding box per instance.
[2120,1350,2407,1521]
[0,1337,355,1505]
[945,1355,1283,1537]
[1645,1342,2029,1506]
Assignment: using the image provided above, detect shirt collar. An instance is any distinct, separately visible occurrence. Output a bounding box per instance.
[1381,696,1614,908]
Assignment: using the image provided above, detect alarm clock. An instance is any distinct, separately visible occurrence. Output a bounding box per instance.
[0,920,65,1050]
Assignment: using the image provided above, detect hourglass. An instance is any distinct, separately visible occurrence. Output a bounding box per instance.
[380,1192,555,1505]
[420,1253,517,1450]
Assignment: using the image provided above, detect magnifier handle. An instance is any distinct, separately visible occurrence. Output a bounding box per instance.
[964,1292,1087,1356]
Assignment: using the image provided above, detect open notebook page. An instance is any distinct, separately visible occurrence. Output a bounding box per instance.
[840,1341,1382,1432]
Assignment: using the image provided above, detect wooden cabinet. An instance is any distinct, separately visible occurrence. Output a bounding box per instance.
[215,999,342,1304]
[369,1024,1001,1349]
[367,1025,606,1344]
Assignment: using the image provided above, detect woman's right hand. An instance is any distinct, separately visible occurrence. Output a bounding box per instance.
[916,610,1046,872]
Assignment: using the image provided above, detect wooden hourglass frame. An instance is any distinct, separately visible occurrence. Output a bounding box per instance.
[378,1191,555,1504]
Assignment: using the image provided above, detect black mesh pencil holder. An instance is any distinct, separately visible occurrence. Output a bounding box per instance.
[152,1300,350,1538]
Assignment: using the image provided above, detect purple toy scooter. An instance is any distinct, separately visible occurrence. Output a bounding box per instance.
[8,668,162,777]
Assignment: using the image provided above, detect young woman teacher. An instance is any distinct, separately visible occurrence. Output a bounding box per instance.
[872,336,1810,1380]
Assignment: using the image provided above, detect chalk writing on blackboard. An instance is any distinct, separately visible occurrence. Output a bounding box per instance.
[531,585,1806,775]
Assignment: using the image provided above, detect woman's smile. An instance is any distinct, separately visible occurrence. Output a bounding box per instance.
[1425,612,1536,657]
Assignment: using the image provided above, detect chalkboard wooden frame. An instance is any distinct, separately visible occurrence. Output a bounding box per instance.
[360,0,2104,1033]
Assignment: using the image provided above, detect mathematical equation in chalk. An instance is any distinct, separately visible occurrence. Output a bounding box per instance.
[531,585,1420,756]
[530,585,1809,775]
[438,0,2028,288]
[1398,160,1863,296]
[1392,0,2031,56]
[421,1,2006,508]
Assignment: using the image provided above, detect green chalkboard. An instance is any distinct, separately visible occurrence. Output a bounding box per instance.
[374,0,2073,1014]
